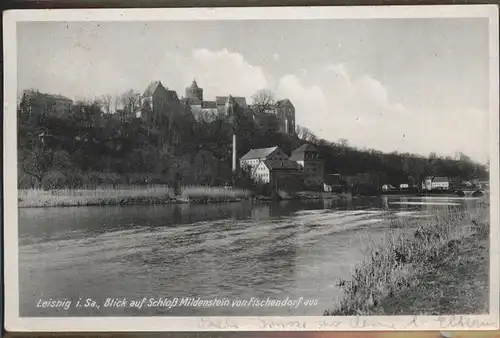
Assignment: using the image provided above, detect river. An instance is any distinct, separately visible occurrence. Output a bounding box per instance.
[18,195,481,317]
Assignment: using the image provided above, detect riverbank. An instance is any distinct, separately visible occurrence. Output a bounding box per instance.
[252,191,353,202]
[325,200,490,315]
[18,186,355,208]
[18,186,252,208]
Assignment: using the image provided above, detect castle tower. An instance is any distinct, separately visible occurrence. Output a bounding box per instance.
[225,95,235,117]
[275,99,296,134]
[185,79,203,102]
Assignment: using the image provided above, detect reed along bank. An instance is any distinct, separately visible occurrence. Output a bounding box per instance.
[326,199,490,316]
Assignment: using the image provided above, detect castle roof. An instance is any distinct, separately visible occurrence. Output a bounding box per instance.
[189,79,200,89]
[203,101,217,109]
[275,98,294,108]
[143,81,164,97]
[216,96,247,108]
[167,90,179,102]
[240,146,279,160]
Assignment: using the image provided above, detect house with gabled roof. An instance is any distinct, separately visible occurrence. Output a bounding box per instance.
[252,159,300,184]
[239,146,289,174]
[290,143,324,179]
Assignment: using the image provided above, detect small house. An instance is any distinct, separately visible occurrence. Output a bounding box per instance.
[252,160,300,184]
[382,184,396,192]
[421,176,450,191]
[324,174,345,193]
[289,143,324,179]
[432,177,450,190]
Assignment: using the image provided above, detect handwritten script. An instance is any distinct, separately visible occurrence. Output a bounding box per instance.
[197,315,499,331]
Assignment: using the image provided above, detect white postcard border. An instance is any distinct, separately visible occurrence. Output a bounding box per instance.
[3,5,500,332]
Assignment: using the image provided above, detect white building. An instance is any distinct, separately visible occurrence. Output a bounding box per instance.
[252,160,300,184]
[239,146,289,175]
[422,176,450,191]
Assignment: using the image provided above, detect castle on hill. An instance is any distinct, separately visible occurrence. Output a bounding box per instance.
[179,79,296,135]
[18,79,297,137]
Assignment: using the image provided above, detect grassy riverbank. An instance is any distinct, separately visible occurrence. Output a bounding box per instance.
[18,185,252,208]
[326,200,490,315]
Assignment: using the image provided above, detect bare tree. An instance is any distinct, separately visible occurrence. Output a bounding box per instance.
[296,124,318,142]
[337,138,349,148]
[20,135,54,185]
[251,89,275,114]
[99,94,114,115]
[119,90,141,117]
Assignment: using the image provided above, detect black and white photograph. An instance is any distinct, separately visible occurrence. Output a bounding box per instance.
[3,6,500,332]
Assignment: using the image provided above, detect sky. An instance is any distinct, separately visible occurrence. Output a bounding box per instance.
[17,18,491,163]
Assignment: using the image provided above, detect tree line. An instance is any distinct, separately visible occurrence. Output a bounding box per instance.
[17,88,488,190]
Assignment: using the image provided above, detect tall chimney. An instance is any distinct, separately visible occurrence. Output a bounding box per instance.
[232,134,237,173]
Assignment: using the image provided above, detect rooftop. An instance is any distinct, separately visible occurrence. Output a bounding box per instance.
[240,146,279,160]
[22,90,72,102]
[262,160,300,171]
[292,143,318,153]
[143,81,165,97]
[189,79,200,89]
[216,96,248,108]
[275,99,294,108]
[203,101,217,109]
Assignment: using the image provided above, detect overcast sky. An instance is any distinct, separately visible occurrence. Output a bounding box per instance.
[17,19,491,163]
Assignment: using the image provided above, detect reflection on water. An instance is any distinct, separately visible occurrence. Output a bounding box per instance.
[18,196,481,317]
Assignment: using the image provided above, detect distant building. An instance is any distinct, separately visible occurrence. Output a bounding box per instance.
[140,81,183,134]
[476,180,489,189]
[217,95,248,121]
[324,174,345,193]
[181,80,218,121]
[252,159,300,184]
[250,99,296,135]
[240,146,289,175]
[274,99,295,134]
[19,90,73,119]
[182,80,295,134]
[216,95,248,116]
[422,176,450,191]
[182,80,248,122]
[290,143,324,179]
[185,79,203,102]
[381,184,396,192]
[240,144,327,191]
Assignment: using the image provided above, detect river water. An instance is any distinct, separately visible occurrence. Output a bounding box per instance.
[18,195,480,317]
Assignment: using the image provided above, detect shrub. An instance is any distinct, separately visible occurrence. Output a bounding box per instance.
[325,204,489,316]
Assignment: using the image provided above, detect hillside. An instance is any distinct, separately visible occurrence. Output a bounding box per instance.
[17,96,488,190]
